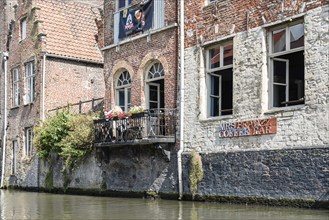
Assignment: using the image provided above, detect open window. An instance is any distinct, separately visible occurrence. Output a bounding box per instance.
[269,21,305,108]
[145,62,164,110]
[206,41,233,117]
[116,70,131,111]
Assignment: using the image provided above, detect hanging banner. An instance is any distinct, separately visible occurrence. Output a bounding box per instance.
[119,0,154,39]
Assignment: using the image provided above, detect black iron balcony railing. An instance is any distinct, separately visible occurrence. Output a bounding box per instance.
[94,109,176,147]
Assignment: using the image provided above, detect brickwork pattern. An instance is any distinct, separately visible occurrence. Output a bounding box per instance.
[184,0,327,48]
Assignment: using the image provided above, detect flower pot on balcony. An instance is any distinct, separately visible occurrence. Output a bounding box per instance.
[130,112,145,118]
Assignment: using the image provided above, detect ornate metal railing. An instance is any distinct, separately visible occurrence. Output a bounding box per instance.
[94,109,176,146]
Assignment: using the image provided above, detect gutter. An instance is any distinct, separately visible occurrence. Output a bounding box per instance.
[46,53,103,65]
[177,0,184,200]
[1,52,9,188]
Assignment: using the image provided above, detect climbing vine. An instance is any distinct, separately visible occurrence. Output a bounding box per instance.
[189,151,204,199]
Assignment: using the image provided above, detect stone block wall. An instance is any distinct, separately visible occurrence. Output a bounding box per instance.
[183,5,329,153]
[182,147,329,202]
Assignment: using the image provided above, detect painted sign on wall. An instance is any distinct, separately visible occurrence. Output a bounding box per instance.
[218,118,277,138]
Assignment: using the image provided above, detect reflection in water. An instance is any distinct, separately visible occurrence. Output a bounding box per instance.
[0,190,328,220]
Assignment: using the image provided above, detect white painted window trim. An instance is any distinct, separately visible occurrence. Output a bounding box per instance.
[206,41,233,117]
[12,68,20,107]
[25,62,35,104]
[115,70,131,111]
[268,20,305,109]
[25,128,33,157]
[21,18,27,41]
[145,62,165,110]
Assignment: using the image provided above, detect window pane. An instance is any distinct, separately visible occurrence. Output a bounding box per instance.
[290,23,304,49]
[223,44,233,66]
[220,68,233,115]
[209,48,220,69]
[272,28,286,53]
[149,85,158,102]
[210,75,219,96]
[210,97,219,117]
[273,60,287,84]
[21,19,26,40]
[273,85,286,107]
[118,90,125,107]
[118,0,126,9]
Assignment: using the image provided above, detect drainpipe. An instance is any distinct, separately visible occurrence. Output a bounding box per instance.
[177,0,184,200]
[41,53,46,122]
[1,51,9,188]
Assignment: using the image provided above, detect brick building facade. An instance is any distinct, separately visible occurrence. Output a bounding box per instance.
[0,0,105,186]
[102,0,178,111]
[181,0,329,203]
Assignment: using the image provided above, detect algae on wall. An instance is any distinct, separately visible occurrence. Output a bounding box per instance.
[189,151,203,199]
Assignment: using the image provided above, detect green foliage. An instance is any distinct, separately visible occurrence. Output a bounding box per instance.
[34,110,72,159]
[189,151,204,199]
[59,114,94,169]
[34,110,95,171]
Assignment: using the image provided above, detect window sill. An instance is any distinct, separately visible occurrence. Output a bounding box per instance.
[200,114,233,123]
[264,104,305,115]
[202,1,217,10]
[101,23,178,51]
[24,102,34,107]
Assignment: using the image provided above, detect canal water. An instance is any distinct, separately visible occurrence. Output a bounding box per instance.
[0,190,328,220]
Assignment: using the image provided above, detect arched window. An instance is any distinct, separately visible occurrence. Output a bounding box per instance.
[116,71,131,111]
[145,62,164,110]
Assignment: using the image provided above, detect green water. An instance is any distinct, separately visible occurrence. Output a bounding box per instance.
[0,190,328,219]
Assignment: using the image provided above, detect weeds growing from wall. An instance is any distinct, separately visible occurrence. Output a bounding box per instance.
[189,151,203,200]
[34,110,97,172]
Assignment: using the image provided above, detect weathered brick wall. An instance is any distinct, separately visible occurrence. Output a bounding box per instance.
[103,28,178,110]
[184,0,327,48]
[44,57,104,113]
[1,0,105,185]
[103,0,178,110]
[104,0,178,46]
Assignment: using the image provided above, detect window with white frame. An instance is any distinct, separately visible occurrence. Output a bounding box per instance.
[116,70,131,111]
[25,61,35,104]
[21,18,27,40]
[25,127,33,157]
[146,62,165,110]
[116,0,132,11]
[207,41,233,117]
[269,21,304,108]
[12,68,20,107]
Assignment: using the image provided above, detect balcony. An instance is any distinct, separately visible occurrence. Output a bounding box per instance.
[94,109,176,148]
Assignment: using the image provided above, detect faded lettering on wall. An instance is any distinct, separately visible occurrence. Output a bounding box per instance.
[219,118,277,138]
